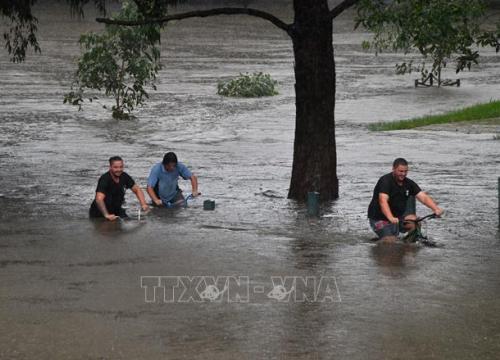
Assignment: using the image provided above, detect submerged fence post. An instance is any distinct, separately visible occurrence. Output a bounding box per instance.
[307,192,320,217]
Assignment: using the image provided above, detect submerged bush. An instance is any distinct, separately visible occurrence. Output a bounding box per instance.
[217,72,278,97]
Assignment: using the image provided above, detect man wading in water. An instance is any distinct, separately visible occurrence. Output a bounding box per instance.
[147,152,199,207]
[368,158,443,242]
[89,156,149,221]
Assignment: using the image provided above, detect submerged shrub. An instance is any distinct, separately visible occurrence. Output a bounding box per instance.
[217,72,278,97]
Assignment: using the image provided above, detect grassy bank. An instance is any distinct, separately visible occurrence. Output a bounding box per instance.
[369,100,500,131]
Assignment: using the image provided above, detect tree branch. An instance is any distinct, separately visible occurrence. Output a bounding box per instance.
[329,0,360,20]
[96,7,291,34]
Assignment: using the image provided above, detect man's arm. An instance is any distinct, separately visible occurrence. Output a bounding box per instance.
[416,191,443,216]
[95,192,118,221]
[190,175,199,196]
[147,185,163,206]
[378,193,399,224]
[132,184,150,211]
[146,165,162,206]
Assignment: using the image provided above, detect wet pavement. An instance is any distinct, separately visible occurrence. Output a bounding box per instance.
[1,2,500,359]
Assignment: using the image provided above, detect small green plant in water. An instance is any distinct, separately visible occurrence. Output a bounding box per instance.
[217,72,278,98]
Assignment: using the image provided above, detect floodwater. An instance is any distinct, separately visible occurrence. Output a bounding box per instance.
[1,2,500,359]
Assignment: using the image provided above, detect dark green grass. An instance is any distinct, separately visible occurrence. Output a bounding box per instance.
[369,100,500,131]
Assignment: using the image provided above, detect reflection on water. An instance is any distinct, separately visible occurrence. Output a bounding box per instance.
[371,242,419,275]
[1,1,500,359]
[91,217,147,236]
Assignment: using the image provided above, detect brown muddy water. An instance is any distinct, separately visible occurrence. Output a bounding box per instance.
[1,2,500,359]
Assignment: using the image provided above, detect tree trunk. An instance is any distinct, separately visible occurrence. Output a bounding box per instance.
[288,0,338,201]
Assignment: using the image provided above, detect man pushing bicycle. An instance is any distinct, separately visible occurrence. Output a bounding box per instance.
[368,158,444,243]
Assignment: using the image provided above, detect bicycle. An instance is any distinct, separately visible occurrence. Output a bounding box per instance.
[402,213,442,247]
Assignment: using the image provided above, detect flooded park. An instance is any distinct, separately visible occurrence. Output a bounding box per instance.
[1,1,499,359]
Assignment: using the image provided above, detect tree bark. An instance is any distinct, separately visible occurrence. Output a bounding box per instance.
[287,0,338,201]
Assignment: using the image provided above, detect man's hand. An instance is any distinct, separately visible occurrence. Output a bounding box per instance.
[141,203,150,212]
[388,216,399,225]
[192,191,201,198]
[105,214,118,221]
[153,198,162,206]
[433,207,444,217]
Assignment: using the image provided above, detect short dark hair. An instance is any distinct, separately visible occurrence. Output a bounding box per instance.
[109,156,123,165]
[393,158,408,168]
[162,152,178,165]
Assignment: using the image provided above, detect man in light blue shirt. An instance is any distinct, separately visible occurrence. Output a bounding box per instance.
[147,152,199,206]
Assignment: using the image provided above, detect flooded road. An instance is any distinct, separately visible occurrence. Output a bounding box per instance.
[1,2,500,359]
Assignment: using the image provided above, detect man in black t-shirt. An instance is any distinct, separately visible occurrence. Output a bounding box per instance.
[89,156,149,221]
[368,158,443,242]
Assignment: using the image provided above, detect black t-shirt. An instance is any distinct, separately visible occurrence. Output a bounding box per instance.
[89,171,135,217]
[367,173,421,220]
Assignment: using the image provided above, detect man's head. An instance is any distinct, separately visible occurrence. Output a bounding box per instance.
[392,157,409,183]
[162,152,178,172]
[108,156,124,177]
